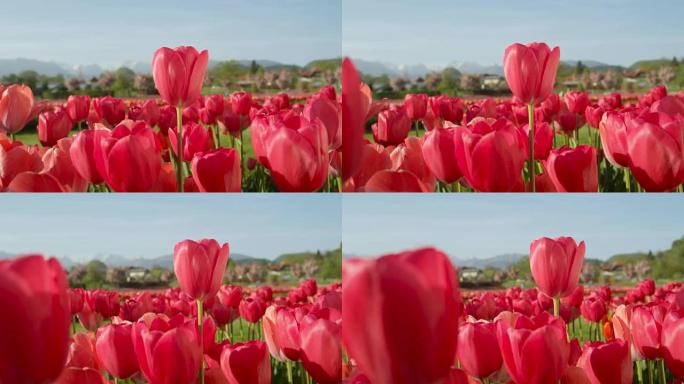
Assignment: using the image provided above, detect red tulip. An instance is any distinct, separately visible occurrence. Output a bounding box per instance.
[543,145,598,192]
[558,110,584,134]
[68,288,85,315]
[301,279,318,297]
[238,298,266,323]
[268,93,290,110]
[429,95,464,124]
[503,42,560,104]
[456,321,502,380]
[662,314,684,380]
[565,91,590,114]
[217,285,243,308]
[95,322,139,379]
[404,93,428,120]
[0,84,36,134]
[372,107,411,146]
[190,148,241,192]
[341,57,368,182]
[530,236,585,298]
[599,93,622,110]
[422,127,462,183]
[580,298,607,323]
[0,143,42,189]
[200,94,225,125]
[128,99,161,127]
[274,306,303,361]
[520,121,554,160]
[454,118,525,192]
[94,121,161,192]
[220,341,271,384]
[631,304,666,359]
[585,105,605,129]
[577,340,632,384]
[262,305,287,361]
[231,92,253,116]
[300,318,342,384]
[92,96,126,127]
[70,128,107,184]
[56,332,106,384]
[0,255,70,384]
[152,46,209,108]
[390,136,436,191]
[496,314,569,384]
[263,116,329,192]
[626,111,684,191]
[169,122,214,160]
[132,316,202,384]
[599,111,631,168]
[65,95,91,123]
[37,108,73,147]
[40,137,88,192]
[173,238,230,301]
[305,93,342,149]
[343,248,461,384]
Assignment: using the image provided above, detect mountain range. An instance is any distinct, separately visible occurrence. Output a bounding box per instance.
[0,58,307,78]
[351,58,648,79]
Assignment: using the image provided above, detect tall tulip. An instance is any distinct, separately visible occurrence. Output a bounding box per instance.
[343,248,461,384]
[168,122,214,161]
[0,84,36,135]
[630,304,666,359]
[577,340,632,384]
[543,145,598,192]
[95,322,139,379]
[220,341,271,384]
[0,255,70,384]
[173,238,229,384]
[530,236,585,315]
[341,57,368,182]
[503,42,560,190]
[152,46,209,191]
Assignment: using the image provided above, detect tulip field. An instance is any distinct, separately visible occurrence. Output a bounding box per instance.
[0,46,341,192]
[343,237,684,384]
[341,43,684,192]
[0,238,341,384]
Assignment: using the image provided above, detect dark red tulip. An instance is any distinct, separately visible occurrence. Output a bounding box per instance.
[65,95,91,123]
[95,322,139,379]
[404,93,428,120]
[301,279,318,297]
[530,236,585,298]
[503,42,560,104]
[543,145,598,192]
[626,111,684,191]
[599,93,622,110]
[585,105,605,129]
[128,99,160,127]
[0,255,70,384]
[173,238,230,301]
[86,289,120,318]
[0,84,37,134]
[93,96,126,127]
[372,107,411,146]
[520,121,553,160]
[191,148,241,192]
[558,110,584,134]
[220,341,271,384]
[454,118,525,192]
[268,93,290,110]
[231,92,253,116]
[200,95,225,125]
[68,288,85,315]
[152,46,209,108]
[456,321,502,380]
[577,339,632,384]
[132,316,202,384]
[169,122,213,161]
[496,314,569,384]
[422,127,462,183]
[580,298,607,323]
[94,121,161,192]
[300,318,342,384]
[343,248,461,384]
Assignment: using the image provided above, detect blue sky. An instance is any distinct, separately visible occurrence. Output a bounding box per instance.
[342,194,684,261]
[343,0,684,67]
[0,195,341,261]
[0,0,341,67]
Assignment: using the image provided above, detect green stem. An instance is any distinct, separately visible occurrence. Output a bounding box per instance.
[527,103,536,192]
[175,106,184,192]
[553,296,560,317]
[637,360,644,384]
[197,299,204,384]
[72,316,76,335]
[660,359,667,384]
[239,129,245,179]
[624,168,632,193]
[286,361,294,384]
[413,121,420,137]
[648,359,654,384]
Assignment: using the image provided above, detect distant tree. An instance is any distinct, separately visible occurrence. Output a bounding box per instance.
[249,60,260,75]
[18,70,39,90]
[437,67,461,95]
[575,61,586,76]
[82,260,107,288]
[672,57,679,67]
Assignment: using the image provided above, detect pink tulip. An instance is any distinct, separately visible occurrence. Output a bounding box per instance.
[543,145,598,192]
[152,46,209,108]
[456,321,502,380]
[422,127,462,183]
[503,42,560,104]
[220,341,271,384]
[577,340,632,384]
[191,148,241,192]
[95,322,139,379]
[530,236,585,298]
[173,238,230,301]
